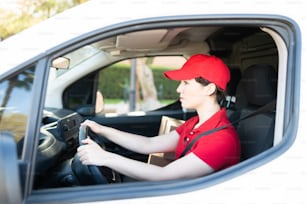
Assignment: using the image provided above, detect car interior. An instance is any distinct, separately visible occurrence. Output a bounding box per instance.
[24,25,279,189]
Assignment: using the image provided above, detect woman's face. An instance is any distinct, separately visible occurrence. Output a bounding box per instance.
[176,79,207,109]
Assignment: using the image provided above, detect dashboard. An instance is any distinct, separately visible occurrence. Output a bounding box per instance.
[37,108,83,172]
[30,108,85,188]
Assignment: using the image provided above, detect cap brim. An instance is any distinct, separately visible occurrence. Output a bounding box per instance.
[164,69,196,80]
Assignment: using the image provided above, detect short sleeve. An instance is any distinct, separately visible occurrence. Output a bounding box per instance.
[192,128,240,170]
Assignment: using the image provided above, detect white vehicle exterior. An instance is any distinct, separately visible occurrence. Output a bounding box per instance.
[0,0,304,204]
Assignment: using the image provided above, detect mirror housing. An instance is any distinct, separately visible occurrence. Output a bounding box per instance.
[0,132,22,204]
[76,105,96,116]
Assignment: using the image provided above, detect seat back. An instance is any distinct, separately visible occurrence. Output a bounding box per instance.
[234,64,277,161]
[225,67,242,119]
[225,66,242,109]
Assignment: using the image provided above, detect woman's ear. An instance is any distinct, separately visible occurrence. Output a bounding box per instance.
[206,83,217,96]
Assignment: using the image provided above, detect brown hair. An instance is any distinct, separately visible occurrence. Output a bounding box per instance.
[195,77,226,104]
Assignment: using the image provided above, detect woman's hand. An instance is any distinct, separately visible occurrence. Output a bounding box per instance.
[81,120,103,134]
[77,137,110,166]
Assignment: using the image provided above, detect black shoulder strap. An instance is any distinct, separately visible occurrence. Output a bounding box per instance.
[178,100,276,158]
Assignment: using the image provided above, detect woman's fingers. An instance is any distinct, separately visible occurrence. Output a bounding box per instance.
[81,136,92,145]
[80,120,101,134]
[77,137,105,166]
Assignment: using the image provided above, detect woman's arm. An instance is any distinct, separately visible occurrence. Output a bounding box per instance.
[81,119,179,154]
[77,137,214,181]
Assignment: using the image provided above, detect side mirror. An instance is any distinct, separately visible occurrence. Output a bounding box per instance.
[0,132,22,204]
[76,105,95,116]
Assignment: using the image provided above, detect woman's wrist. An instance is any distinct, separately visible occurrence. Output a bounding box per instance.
[102,151,118,166]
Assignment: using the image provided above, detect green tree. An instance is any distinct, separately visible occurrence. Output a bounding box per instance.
[0,0,88,40]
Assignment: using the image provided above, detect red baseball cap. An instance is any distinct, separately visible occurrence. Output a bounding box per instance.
[164,54,230,91]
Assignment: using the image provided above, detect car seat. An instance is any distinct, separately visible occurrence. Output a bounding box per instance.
[225,66,242,109]
[233,64,277,161]
[224,66,242,121]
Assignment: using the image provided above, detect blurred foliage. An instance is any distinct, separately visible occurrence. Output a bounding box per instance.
[99,64,179,100]
[0,0,88,40]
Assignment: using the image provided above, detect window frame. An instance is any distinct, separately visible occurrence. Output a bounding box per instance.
[22,15,300,203]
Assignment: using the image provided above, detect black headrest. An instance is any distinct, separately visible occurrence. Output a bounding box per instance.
[236,64,277,108]
[227,67,241,96]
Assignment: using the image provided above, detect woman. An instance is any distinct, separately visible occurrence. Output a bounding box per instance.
[77,54,241,181]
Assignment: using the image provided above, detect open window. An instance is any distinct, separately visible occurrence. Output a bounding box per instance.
[29,15,299,203]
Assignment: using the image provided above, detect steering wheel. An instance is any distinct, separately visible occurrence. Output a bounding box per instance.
[72,126,119,185]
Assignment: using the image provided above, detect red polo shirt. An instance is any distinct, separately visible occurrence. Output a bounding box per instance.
[175,108,240,171]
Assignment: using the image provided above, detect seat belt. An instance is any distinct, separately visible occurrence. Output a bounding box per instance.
[178,100,276,158]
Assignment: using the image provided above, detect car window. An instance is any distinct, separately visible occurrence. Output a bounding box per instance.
[60,55,186,115]
[0,66,36,158]
[55,46,101,78]
[30,16,299,204]
[99,56,186,115]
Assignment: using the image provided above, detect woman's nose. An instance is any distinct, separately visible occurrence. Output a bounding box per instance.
[176,81,183,93]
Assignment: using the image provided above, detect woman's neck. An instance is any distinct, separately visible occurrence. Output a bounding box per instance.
[194,101,220,129]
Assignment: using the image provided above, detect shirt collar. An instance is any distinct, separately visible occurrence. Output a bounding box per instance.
[192,108,227,133]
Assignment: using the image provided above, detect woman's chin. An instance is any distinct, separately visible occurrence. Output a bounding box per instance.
[180,103,188,109]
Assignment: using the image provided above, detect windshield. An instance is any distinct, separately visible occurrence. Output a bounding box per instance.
[55,45,101,77]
